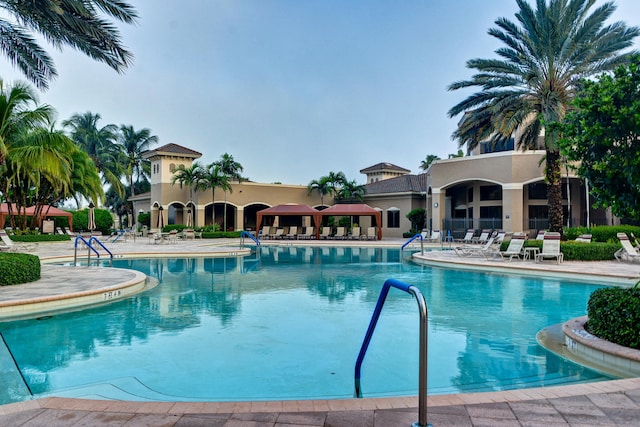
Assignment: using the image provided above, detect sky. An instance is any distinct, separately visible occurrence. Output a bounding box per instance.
[1,0,640,186]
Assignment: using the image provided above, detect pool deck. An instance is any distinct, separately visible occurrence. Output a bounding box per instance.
[2,238,640,426]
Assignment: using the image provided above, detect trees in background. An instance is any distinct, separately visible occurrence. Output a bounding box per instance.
[419,154,440,172]
[560,56,640,220]
[447,0,638,232]
[0,0,138,89]
[308,171,365,205]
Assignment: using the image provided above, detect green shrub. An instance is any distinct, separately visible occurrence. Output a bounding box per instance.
[11,234,70,242]
[586,285,640,350]
[137,212,151,227]
[71,208,113,235]
[201,231,242,239]
[498,239,619,260]
[0,253,41,286]
[564,225,640,243]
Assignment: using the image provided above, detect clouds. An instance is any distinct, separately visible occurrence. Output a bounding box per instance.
[0,0,638,185]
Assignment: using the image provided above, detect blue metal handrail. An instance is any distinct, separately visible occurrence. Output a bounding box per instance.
[401,233,424,254]
[355,279,431,427]
[89,236,113,266]
[73,235,113,266]
[240,230,260,247]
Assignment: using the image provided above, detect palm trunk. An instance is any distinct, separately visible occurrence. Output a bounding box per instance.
[546,149,563,233]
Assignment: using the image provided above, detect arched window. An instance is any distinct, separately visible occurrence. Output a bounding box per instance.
[169,163,176,172]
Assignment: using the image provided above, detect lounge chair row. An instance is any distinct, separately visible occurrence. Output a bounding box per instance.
[453,231,565,264]
[259,226,377,240]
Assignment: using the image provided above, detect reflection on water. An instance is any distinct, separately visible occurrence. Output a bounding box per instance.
[0,247,612,403]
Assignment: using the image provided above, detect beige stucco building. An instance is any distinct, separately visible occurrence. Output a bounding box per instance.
[134,143,614,239]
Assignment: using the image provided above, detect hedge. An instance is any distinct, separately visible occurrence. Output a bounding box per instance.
[0,253,41,286]
[497,240,620,261]
[10,234,70,242]
[587,285,640,350]
[564,225,640,242]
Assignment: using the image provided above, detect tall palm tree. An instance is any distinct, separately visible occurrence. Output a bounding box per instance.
[307,177,332,207]
[419,154,440,172]
[0,0,138,89]
[171,162,203,207]
[447,0,639,232]
[0,79,53,167]
[63,111,125,196]
[215,153,244,231]
[2,124,103,228]
[197,163,231,229]
[118,125,158,198]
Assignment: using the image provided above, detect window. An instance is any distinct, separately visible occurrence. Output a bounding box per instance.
[528,182,547,200]
[169,163,176,172]
[480,206,502,218]
[480,185,502,201]
[387,209,400,228]
[467,187,473,203]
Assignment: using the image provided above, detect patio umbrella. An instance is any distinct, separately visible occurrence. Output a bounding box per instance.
[186,208,192,228]
[157,206,165,228]
[88,202,96,231]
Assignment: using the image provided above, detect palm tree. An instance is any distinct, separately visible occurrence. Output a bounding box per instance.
[63,111,126,196]
[2,125,102,228]
[335,179,366,202]
[447,0,639,232]
[197,163,231,229]
[171,162,203,206]
[0,0,138,89]
[420,154,440,172]
[118,125,158,198]
[448,149,464,159]
[0,79,53,167]
[215,153,244,231]
[307,177,332,207]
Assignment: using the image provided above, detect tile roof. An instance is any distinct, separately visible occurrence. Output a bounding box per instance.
[359,162,411,174]
[364,174,429,195]
[143,143,202,158]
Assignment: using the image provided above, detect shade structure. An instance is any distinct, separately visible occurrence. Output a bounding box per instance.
[0,203,73,230]
[88,203,96,231]
[320,204,383,240]
[256,204,321,237]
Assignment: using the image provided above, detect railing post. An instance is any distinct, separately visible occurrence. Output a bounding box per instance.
[354,279,431,427]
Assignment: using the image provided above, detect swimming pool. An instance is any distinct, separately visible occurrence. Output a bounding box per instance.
[0,246,612,403]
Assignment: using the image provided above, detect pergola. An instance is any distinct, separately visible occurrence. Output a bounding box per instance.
[0,204,73,231]
[256,204,322,237]
[320,204,383,240]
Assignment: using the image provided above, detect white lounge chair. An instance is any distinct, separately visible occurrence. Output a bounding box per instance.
[365,227,377,240]
[333,227,346,239]
[273,228,285,239]
[615,233,640,262]
[535,230,546,241]
[300,226,314,239]
[0,230,36,252]
[285,226,298,239]
[320,227,332,239]
[500,236,526,262]
[454,237,496,257]
[535,232,564,264]
[574,234,592,243]
[472,229,491,244]
[455,229,475,244]
[425,230,441,243]
[259,226,270,240]
[350,227,362,240]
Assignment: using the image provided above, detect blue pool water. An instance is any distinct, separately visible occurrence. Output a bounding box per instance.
[0,246,612,403]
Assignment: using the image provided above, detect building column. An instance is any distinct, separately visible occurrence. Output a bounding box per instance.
[236,207,245,231]
[196,206,205,228]
[431,188,446,231]
[502,184,524,233]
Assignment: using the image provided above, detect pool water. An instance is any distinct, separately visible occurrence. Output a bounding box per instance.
[0,246,612,403]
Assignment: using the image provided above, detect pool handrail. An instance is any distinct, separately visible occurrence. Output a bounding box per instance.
[73,235,100,266]
[89,236,113,267]
[0,331,33,397]
[354,278,431,427]
[240,230,260,247]
[401,233,424,254]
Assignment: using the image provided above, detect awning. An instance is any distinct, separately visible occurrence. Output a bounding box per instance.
[0,203,73,230]
[320,204,383,240]
[256,204,322,237]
